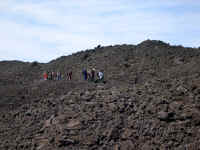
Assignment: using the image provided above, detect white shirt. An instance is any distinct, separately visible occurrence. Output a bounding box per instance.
[98,72,103,79]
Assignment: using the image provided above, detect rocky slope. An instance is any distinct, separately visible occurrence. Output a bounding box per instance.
[1,40,200,149]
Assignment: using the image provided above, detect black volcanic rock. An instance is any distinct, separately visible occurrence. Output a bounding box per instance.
[1,40,200,150]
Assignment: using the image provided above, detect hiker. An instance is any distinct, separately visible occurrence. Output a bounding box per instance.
[68,71,72,80]
[91,68,95,81]
[43,71,48,80]
[59,72,62,80]
[87,69,92,81]
[66,72,68,80]
[50,71,53,80]
[56,72,59,80]
[98,71,104,80]
[57,72,61,80]
[52,71,55,80]
[66,71,71,80]
[47,71,51,80]
[82,69,88,80]
[95,70,104,83]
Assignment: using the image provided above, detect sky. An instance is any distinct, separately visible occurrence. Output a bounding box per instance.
[0,0,200,62]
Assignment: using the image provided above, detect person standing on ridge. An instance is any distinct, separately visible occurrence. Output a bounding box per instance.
[82,69,88,80]
[47,71,51,80]
[97,70,104,82]
[69,71,72,80]
[43,71,48,80]
[50,71,52,80]
[57,71,61,80]
[56,72,59,80]
[52,71,55,80]
[66,71,69,80]
[91,68,95,81]
[87,69,92,81]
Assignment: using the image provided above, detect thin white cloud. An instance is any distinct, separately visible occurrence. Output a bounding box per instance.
[0,0,200,62]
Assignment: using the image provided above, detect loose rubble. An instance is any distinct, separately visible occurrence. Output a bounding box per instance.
[1,40,200,149]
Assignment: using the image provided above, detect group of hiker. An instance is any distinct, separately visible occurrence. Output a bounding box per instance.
[43,68,104,83]
[82,68,104,83]
[43,71,72,81]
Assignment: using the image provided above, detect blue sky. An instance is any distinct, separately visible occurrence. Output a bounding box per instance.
[0,0,200,62]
